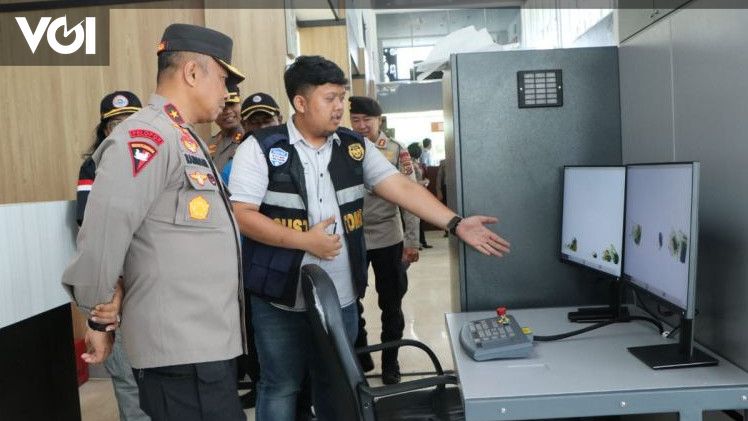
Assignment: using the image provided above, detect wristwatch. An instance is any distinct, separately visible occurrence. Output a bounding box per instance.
[446,216,463,236]
[87,319,111,332]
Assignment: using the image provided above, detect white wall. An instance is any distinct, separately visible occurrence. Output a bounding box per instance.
[0,201,75,329]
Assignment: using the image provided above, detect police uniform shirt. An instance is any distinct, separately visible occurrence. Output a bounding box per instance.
[62,94,244,369]
[229,117,398,311]
[363,132,420,250]
[209,130,243,172]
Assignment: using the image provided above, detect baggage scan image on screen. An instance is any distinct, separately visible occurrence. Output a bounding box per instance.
[561,167,626,277]
[623,162,716,369]
[623,164,695,311]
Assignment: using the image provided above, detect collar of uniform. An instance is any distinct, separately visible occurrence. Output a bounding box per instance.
[287,115,341,147]
[148,93,170,110]
[212,129,243,142]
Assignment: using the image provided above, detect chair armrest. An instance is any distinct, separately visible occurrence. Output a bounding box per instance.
[359,374,459,398]
[356,339,445,375]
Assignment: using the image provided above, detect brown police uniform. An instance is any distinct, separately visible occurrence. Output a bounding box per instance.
[364,131,420,250]
[209,85,243,172]
[210,129,244,172]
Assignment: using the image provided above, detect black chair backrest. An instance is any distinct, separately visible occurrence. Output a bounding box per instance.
[301,264,368,421]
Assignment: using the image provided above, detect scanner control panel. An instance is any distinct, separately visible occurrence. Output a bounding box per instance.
[460,308,533,361]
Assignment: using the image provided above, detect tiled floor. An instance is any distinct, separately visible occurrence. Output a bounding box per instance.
[79,231,452,420]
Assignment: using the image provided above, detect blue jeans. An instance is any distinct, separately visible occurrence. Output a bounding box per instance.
[251,295,358,421]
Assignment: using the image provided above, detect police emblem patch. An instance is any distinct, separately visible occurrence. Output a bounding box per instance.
[112,95,129,108]
[348,143,365,161]
[188,195,210,220]
[129,129,163,146]
[181,133,198,153]
[268,147,289,167]
[189,171,209,186]
[128,141,158,177]
[253,95,262,103]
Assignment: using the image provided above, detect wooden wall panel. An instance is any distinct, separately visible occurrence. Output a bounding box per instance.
[0,3,206,205]
[298,25,352,125]
[204,8,290,119]
[0,6,347,206]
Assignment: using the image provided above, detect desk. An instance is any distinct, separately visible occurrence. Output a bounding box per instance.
[446,307,748,421]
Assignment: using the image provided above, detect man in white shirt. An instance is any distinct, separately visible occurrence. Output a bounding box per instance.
[229,55,510,421]
[421,137,434,166]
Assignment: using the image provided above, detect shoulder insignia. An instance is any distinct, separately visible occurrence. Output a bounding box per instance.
[376,138,387,148]
[164,103,184,125]
[129,129,163,146]
[128,141,158,177]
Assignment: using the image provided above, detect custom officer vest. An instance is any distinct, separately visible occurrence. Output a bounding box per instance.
[244,124,367,306]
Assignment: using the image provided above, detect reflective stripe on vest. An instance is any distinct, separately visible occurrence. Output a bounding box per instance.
[335,184,365,206]
[263,191,306,210]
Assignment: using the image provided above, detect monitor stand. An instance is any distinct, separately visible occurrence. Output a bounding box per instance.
[568,281,629,322]
[628,318,718,369]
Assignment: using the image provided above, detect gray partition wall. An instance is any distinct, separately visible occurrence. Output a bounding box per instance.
[445,47,622,311]
[620,4,748,370]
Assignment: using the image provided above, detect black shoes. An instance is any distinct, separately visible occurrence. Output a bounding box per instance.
[381,363,401,385]
[420,243,433,249]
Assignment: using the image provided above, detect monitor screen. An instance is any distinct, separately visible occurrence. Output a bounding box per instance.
[561,166,626,277]
[623,163,699,314]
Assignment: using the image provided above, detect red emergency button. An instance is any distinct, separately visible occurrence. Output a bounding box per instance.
[496,307,507,317]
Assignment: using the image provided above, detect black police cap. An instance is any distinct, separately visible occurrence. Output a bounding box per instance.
[241,92,281,120]
[227,83,241,104]
[158,23,245,84]
[100,91,142,121]
[349,96,382,117]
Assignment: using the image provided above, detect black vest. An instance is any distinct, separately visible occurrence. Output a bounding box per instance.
[243,124,368,306]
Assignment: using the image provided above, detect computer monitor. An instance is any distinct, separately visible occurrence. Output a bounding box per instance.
[560,166,627,322]
[623,162,716,369]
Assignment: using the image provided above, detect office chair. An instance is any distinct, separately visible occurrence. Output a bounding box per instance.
[301,264,465,421]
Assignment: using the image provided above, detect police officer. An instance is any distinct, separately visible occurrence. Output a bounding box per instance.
[209,83,244,172]
[76,90,150,421]
[349,96,420,384]
[220,92,284,184]
[230,55,511,421]
[62,23,247,421]
[240,91,283,133]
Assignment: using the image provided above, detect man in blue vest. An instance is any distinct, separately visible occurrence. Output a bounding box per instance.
[229,55,510,421]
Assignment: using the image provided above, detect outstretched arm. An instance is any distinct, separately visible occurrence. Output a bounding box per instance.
[372,173,510,257]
